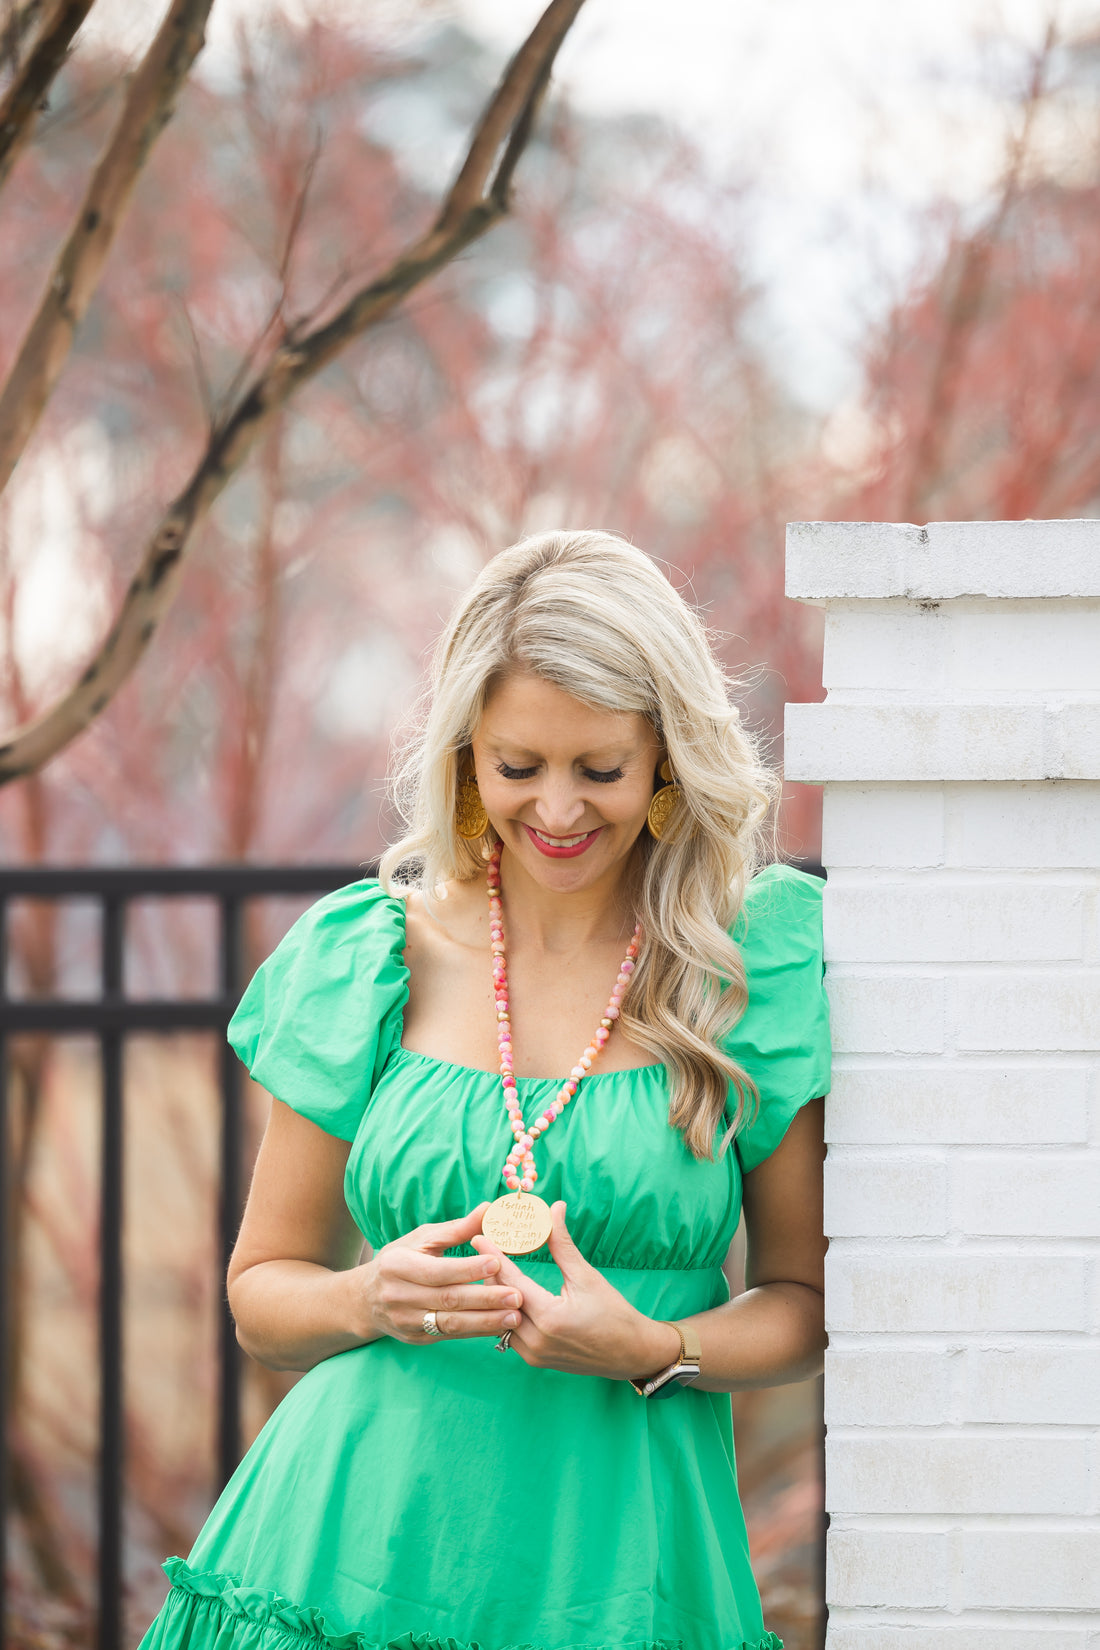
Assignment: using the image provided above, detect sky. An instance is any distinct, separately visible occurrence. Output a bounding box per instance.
[72,0,1100,405]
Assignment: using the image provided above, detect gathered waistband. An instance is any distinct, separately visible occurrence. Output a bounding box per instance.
[440,1244,728,1273]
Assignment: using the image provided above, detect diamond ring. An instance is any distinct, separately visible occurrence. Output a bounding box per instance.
[495,1330,513,1352]
[422,1310,443,1336]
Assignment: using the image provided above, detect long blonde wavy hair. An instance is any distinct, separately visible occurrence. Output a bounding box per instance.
[380,531,780,1161]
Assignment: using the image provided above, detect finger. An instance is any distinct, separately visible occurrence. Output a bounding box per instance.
[498,1317,536,1364]
[545,1201,587,1281]
[470,1236,552,1303]
[427,1307,521,1341]
[408,1203,492,1253]
[396,1249,504,1288]
[409,1282,524,1316]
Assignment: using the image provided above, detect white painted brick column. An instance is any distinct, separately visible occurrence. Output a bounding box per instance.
[784,520,1100,1649]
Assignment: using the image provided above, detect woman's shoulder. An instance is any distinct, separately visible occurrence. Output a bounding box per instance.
[724,862,830,1170]
[274,875,407,965]
[731,860,824,967]
[226,877,411,1142]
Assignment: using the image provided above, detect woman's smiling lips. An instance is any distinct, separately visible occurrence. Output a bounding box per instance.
[522,823,603,859]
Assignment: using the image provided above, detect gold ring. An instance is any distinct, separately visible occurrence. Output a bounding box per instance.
[422,1310,443,1337]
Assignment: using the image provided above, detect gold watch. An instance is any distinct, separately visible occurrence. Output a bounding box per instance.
[628,1320,701,1399]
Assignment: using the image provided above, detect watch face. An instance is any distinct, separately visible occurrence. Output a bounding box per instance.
[630,1359,702,1398]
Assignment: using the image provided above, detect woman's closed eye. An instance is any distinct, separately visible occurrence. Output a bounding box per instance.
[494,761,624,784]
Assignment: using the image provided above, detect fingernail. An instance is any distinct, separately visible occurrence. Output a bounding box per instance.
[482,1259,498,1275]
[507,1292,521,1308]
[504,1313,519,1328]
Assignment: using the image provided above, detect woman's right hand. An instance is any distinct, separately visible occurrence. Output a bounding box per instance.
[362,1203,524,1343]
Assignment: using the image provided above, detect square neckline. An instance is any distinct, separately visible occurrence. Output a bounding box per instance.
[392,887,666,1086]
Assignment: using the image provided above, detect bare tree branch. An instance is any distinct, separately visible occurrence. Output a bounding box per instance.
[0,0,587,784]
[2,1,45,74]
[0,0,96,191]
[0,0,213,499]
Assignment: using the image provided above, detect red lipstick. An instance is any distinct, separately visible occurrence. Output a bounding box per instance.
[523,824,602,859]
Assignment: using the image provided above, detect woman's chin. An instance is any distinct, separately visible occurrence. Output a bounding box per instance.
[506,825,632,890]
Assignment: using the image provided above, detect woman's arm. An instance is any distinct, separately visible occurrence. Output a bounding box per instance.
[227,1099,523,1372]
[470,1097,826,1392]
[683,1095,826,1391]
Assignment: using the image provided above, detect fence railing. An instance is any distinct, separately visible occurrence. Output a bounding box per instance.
[0,864,365,1650]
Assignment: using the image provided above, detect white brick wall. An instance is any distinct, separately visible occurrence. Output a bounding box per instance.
[785,519,1100,1645]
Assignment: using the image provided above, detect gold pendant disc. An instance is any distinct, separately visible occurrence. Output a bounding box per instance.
[481,1191,554,1255]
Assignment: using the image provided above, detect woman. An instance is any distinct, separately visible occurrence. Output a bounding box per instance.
[138,531,829,1650]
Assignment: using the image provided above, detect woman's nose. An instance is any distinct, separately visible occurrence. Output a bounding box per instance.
[533,786,586,834]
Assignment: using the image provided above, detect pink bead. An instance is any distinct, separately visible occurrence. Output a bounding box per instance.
[606,1005,619,1019]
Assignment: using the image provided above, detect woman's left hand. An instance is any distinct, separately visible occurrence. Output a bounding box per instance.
[471,1201,680,1381]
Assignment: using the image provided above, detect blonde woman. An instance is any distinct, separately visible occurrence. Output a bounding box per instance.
[138,532,829,1650]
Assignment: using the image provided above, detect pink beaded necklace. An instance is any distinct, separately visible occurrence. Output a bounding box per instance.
[479,841,642,1256]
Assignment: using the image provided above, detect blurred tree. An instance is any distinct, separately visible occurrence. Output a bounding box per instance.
[0,0,586,783]
[0,9,820,872]
[829,21,1100,524]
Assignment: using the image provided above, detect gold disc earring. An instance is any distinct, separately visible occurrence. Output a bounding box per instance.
[646,760,682,841]
[455,777,490,840]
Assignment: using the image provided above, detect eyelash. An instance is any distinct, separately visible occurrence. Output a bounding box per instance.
[494,762,625,785]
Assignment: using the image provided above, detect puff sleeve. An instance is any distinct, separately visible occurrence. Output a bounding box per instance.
[227,879,409,1142]
[725,862,831,1174]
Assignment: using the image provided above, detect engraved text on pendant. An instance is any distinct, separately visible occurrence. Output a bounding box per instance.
[481,1192,553,1255]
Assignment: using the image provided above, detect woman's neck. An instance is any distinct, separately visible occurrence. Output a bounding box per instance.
[496,843,638,954]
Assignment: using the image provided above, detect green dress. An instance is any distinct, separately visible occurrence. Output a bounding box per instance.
[137,862,829,1650]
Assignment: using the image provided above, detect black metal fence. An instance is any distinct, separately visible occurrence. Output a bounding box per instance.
[0,864,364,1650]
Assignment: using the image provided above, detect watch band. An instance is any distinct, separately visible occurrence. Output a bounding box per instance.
[629,1320,702,1398]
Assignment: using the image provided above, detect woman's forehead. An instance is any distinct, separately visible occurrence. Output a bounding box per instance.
[477,673,655,750]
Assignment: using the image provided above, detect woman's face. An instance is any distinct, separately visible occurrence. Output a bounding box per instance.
[470,671,662,895]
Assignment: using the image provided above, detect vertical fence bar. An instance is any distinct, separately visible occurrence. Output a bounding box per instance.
[97,897,124,1650]
[0,894,9,1645]
[217,895,244,1487]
